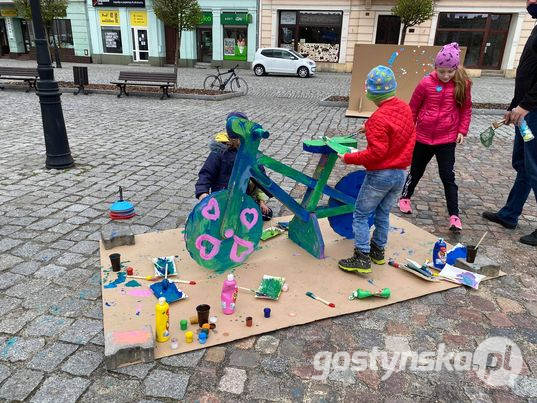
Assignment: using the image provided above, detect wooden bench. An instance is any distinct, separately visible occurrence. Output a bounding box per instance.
[0,67,38,92]
[111,71,177,100]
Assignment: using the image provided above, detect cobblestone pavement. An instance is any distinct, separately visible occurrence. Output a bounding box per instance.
[0,63,536,402]
[0,58,515,103]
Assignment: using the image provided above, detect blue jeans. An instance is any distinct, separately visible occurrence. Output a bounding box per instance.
[353,169,406,253]
[497,111,537,226]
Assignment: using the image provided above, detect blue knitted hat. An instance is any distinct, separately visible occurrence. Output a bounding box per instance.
[226,112,248,138]
[365,65,397,95]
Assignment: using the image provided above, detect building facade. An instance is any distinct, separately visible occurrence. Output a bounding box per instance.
[86,0,165,65]
[0,0,91,62]
[2,0,535,73]
[177,0,258,68]
[259,0,537,75]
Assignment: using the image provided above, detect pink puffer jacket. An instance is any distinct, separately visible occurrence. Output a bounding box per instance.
[409,71,472,145]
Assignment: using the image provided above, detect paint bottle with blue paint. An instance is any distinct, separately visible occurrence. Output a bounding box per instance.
[432,238,447,269]
[519,119,534,142]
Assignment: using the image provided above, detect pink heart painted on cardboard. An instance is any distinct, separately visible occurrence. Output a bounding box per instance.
[201,197,220,221]
[240,208,259,231]
[195,234,221,260]
[229,235,254,263]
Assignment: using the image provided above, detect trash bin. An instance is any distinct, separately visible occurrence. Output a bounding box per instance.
[73,66,89,95]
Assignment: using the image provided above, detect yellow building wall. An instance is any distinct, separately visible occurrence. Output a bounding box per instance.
[515,15,537,66]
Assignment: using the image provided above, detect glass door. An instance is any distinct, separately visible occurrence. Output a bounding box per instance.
[480,14,511,69]
[0,19,10,56]
[197,28,212,62]
[131,27,148,62]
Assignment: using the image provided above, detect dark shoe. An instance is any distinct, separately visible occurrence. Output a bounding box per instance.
[262,207,273,222]
[482,211,517,229]
[338,248,372,274]
[370,241,386,265]
[520,230,537,246]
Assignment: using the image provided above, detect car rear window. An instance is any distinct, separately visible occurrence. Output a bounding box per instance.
[261,49,274,57]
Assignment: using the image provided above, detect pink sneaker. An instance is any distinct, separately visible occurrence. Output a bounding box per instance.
[398,199,412,214]
[449,215,462,232]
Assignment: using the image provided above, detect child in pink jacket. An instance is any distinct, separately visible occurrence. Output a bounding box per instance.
[398,42,472,232]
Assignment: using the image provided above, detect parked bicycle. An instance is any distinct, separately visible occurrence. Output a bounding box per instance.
[203,65,248,95]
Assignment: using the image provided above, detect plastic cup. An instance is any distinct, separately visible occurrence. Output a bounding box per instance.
[466,245,478,263]
[196,304,210,327]
[109,253,121,272]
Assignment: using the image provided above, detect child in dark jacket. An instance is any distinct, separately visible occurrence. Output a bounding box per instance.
[337,65,416,274]
[195,112,273,221]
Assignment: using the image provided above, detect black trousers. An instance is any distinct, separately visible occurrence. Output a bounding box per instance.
[401,141,459,216]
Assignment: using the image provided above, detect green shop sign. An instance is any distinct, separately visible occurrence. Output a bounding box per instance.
[220,12,251,25]
[199,12,212,25]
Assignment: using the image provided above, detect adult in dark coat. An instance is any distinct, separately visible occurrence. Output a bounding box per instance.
[483,0,537,245]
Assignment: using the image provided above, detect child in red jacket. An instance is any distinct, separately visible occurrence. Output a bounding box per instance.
[398,42,472,232]
[338,65,416,274]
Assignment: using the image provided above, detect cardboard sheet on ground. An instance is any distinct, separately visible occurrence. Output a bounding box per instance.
[346,44,467,118]
[99,215,500,360]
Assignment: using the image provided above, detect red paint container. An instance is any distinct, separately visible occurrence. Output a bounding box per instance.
[126,267,134,275]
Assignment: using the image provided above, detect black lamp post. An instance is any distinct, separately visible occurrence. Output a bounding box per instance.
[30,0,74,169]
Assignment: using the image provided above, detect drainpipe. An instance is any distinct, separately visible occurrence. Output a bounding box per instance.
[256,0,261,50]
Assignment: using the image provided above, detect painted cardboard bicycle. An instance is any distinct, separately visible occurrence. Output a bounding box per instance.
[185,117,373,272]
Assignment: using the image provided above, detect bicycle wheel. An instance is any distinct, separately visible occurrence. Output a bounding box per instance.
[230,77,248,95]
[204,75,222,91]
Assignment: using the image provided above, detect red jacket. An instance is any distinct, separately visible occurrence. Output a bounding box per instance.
[409,71,472,145]
[344,97,416,171]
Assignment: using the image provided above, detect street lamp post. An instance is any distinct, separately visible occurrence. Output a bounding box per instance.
[30,0,74,169]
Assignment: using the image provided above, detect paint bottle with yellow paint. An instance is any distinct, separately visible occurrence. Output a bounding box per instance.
[155,297,170,342]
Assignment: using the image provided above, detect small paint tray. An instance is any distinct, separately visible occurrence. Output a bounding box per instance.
[153,256,177,277]
[261,226,284,241]
[255,275,285,300]
[150,279,188,303]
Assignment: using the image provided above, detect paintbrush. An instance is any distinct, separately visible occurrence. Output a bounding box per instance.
[475,231,488,250]
[305,291,335,308]
[169,279,197,285]
[238,286,268,297]
[127,275,160,281]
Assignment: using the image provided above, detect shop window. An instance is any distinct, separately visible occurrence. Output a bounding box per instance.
[489,14,512,31]
[101,27,123,54]
[435,30,484,67]
[223,27,247,61]
[51,19,73,47]
[437,13,487,30]
[298,11,342,63]
[435,12,511,69]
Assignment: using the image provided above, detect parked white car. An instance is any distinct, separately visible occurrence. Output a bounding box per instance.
[252,48,316,78]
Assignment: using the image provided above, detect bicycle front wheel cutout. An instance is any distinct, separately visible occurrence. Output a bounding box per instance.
[184,190,262,273]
